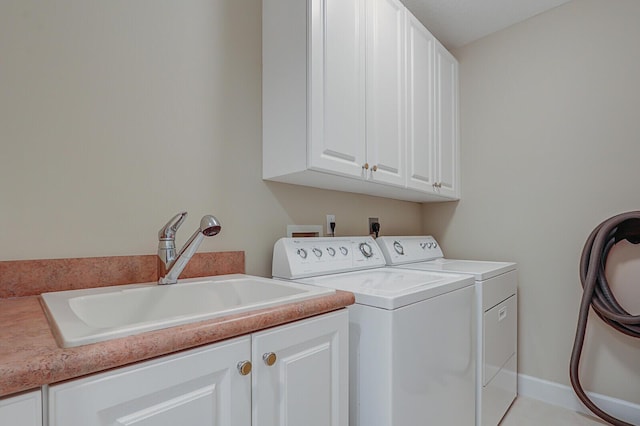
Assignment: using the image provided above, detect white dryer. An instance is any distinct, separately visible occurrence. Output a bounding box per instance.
[377,236,518,426]
[272,236,476,426]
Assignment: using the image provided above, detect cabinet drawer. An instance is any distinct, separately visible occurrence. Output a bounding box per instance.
[483,294,517,386]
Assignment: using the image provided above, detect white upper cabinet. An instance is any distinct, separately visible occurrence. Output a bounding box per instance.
[405,12,460,198]
[263,0,367,182]
[434,43,459,198]
[263,0,459,202]
[405,11,436,192]
[365,0,406,187]
[307,0,366,178]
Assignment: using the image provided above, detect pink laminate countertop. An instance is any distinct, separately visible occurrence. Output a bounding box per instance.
[0,290,355,397]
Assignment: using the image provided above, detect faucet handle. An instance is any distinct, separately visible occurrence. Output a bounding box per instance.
[158,211,188,241]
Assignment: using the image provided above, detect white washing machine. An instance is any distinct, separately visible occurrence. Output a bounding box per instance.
[376,236,518,426]
[272,236,476,426]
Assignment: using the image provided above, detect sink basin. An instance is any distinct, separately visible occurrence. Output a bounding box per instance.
[41,274,334,348]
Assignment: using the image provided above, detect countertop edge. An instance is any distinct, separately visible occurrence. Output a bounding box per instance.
[0,290,355,397]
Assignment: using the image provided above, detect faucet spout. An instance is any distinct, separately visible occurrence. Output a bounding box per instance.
[158,211,188,241]
[157,213,222,285]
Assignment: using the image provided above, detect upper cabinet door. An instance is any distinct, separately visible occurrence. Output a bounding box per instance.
[365,0,406,187]
[308,0,367,178]
[435,43,459,198]
[405,12,436,192]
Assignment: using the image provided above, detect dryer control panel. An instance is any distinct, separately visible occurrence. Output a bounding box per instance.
[376,236,444,265]
[272,236,386,279]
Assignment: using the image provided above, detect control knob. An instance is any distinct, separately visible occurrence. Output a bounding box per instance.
[359,242,373,258]
[393,241,404,255]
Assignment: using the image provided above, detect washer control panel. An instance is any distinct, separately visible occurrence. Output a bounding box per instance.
[376,236,444,265]
[272,236,386,279]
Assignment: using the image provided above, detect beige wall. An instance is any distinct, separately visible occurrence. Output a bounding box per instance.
[0,0,422,277]
[424,0,640,404]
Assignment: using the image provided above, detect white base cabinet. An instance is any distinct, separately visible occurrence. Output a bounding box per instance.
[48,310,348,426]
[263,0,459,203]
[0,389,42,426]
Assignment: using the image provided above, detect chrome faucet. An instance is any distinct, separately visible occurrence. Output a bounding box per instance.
[157,211,222,285]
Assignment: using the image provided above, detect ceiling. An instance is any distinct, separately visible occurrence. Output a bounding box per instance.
[401,0,572,50]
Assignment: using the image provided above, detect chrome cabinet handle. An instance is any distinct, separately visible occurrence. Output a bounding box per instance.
[263,352,277,366]
[237,360,252,376]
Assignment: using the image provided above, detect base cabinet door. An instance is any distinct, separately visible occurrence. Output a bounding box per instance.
[48,336,252,426]
[251,310,349,426]
[0,390,42,426]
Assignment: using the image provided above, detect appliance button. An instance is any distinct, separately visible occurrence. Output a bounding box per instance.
[339,246,348,256]
[327,247,336,257]
[313,248,322,258]
[297,248,307,259]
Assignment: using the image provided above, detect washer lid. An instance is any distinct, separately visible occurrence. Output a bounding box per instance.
[294,267,474,310]
[397,259,516,281]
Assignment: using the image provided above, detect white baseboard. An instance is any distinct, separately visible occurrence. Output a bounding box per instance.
[517,373,640,424]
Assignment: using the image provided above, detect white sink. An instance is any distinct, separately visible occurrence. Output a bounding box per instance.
[41,274,334,348]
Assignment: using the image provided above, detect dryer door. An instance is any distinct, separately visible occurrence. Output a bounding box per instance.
[483,293,517,426]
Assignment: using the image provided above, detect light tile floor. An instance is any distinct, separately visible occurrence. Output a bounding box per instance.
[500,397,609,425]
